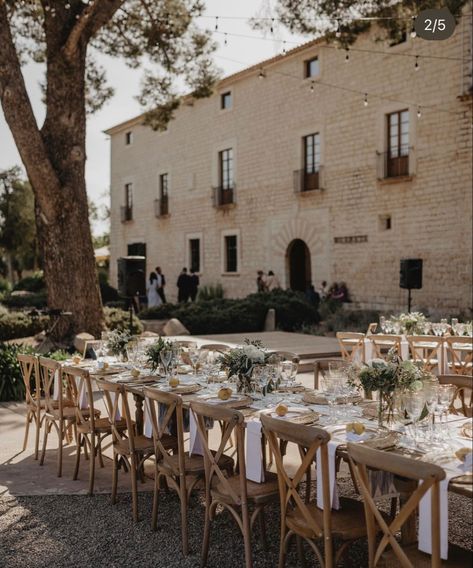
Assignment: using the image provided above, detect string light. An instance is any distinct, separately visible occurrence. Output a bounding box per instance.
[215,16,219,31]
[414,56,419,71]
[282,40,287,54]
[417,106,422,118]
[345,48,350,63]
[410,17,417,38]
[258,68,266,79]
[65,2,71,9]
[310,81,315,93]
[270,18,274,34]
[224,33,228,46]
[363,93,368,107]
[335,20,341,38]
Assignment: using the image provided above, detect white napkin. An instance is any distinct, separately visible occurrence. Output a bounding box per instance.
[108,391,121,421]
[143,398,153,438]
[316,439,340,510]
[346,431,371,442]
[53,369,60,400]
[75,377,88,409]
[364,338,373,362]
[189,410,204,456]
[400,339,409,360]
[246,420,265,483]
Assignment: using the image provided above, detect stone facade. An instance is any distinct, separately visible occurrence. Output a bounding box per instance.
[106,15,472,314]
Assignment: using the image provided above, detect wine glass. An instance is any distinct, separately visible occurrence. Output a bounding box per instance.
[324,375,343,424]
[280,361,296,385]
[188,348,200,375]
[422,379,439,444]
[380,316,386,333]
[160,348,173,377]
[403,392,425,447]
[437,384,456,434]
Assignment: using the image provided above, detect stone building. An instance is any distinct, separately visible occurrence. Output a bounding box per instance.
[106,13,472,313]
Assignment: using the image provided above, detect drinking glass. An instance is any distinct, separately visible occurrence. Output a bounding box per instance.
[379,316,386,333]
[188,348,200,375]
[437,384,456,434]
[423,322,432,335]
[160,348,173,377]
[324,376,343,424]
[404,392,425,447]
[422,379,439,444]
[280,361,295,384]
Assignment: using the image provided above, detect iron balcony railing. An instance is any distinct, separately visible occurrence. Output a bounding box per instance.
[377,146,413,180]
[154,195,169,217]
[293,167,324,193]
[212,185,235,207]
[120,205,133,222]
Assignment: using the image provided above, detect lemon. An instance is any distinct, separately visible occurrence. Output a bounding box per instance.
[346,422,366,435]
[103,362,109,370]
[169,375,180,388]
[131,368,140,378]
[72,355,81,365]
[455,447,472,462]
[275,403,288,417]
[218,387,232,400]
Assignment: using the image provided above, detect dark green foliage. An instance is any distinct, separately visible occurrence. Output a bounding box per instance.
[104,307,143,335]
[0,311,47,341]
[197,283,224,302]
[12,272,45,292]
[2,291,47,309]
[139,290,319,334]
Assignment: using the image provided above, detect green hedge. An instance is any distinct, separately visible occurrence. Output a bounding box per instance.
[2,291,48,309]
[104,307,143,335]
[139,289,319,334]
[12,272,45,293]
[0,311,48,341]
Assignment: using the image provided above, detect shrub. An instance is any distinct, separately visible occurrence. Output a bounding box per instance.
[197,283,224,302]
[0,311,47,341]
[104,306,143,335]
[12,272,45,293]
[2,291,47,309]
[0,343,34,401]
[0,277,11,294]
[301,307,381,336]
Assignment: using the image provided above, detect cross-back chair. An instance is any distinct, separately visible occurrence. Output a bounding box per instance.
[82,340,103,359]
[437,374,473,418]
[190,401,279,568]
[96,379,163,521]
[444,337,473,376]
[367,323,378,335]
[406,336,444,373]
[18,354,42,459]
[347,443,472,567]
[38,357,78,477]
[336,332,365,362]
[261,414,367,568]
[368,334,403,361]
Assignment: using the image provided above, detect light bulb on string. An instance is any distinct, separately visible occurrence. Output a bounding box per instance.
[363,93,368,107]
[345,48,350,63]
[417,106,422,118]
[215,16,219,31]
[335,19,341,38]
[270,18,274,34]
[65,3,71,9]
[410,17,417,38]
[310,81,315,94]
[414,56,419,71]
[224,33,228,46]
[282,40,287,54]
[258,68,266,79]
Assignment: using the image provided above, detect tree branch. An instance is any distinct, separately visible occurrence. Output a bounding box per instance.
[0,0,59,222]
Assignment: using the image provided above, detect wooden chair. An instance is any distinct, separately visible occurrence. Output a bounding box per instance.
[336,332,365,362]
[38,357,79,477]
[406,336,444,373]
[444,337,473,376]
[261,414,367,568]
[190,401,279,568]
[438,374,473,417]
[199,343,231,353]
[82,340,103,359]
[63,367,126,494]
[18,354,42,459]
[313,358,345,389]
[369,334,403,361]
[144,388,233,555]
[347,443,472,567]
[367,323,378,335]
[96,379,171,521]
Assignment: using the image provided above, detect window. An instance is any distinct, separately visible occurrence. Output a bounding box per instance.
[224,235,238,273]
[125,131,133,145]
[386,110,409,177]
[301,133,321,191]
[379,215,392,231]
[127,242,146,257]
[305,57,319,78]
[219,148,233,189]
[189,239,200,273]
[221,91,232,110]
[158,173,169,215]
[121,183,133,222]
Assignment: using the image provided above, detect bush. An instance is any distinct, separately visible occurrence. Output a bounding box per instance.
[104,306,143,335]
[0,311,47,341]
[12,272,45,293]
[301,307,381,336]
[0,277,11,294]
[197,283,224,302]
[139,289,319,334]
[2,291,47,309]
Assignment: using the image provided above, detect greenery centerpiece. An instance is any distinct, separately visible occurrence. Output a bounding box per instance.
[348,349,429,426]
[106,329,131,360]
[145,337,176,372]
[218,339,273,394]
[390,311,427,335]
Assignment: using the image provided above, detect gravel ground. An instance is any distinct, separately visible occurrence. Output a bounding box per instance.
[0,483,471,568]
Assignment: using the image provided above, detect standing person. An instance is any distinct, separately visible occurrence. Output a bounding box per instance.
[316,280,328,300]
[177,268,191,303]
[256,270,268,293]
[305,283,320,308]
[189,269,200,301]
[146,272,162,308]
[266,270,280,291]
[154,266,167,303]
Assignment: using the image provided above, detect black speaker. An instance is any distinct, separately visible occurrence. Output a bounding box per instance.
[117,256,146,297]
[400,259,423,289]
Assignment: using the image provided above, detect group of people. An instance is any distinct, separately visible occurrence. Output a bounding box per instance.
[305,280,350,306]
[146,266,201,307]
[256,270,281,292]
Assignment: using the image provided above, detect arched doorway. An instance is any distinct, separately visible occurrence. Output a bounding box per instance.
[287,239,311,292]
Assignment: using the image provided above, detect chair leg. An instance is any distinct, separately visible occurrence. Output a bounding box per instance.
[111,453,118,505]
[242,506,253,568]
[258,507,268,553]
[278,529,287,568]
[201,501,211,567]
[180,480,189,555]
[22,411,31,451]
[88,434,96,495]
[296,535,306,568]
[73,433,81,481]
[151,470,160,531]
[98,439,105,468]
[34,411,41,460]
[39,418,49,466]
[130,453,139,522]
[57,421,64,477]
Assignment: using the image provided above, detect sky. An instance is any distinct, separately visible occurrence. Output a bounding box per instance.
[0,0,308,236]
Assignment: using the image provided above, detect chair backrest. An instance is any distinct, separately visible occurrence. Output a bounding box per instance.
[336,332,365,362]
[190,401,244,505]
[347,443,445,568]
[437,374,472,417]
[406,336,444,372]
[17,354,40,408]
[38,357,66,415]
[268,351,301,364]
[82,340,103,359]
[369,334,402,361]
[260,414,332,558]
[175,340,197,349]
[62,366,96,430]
[367,323,378,335]
[144,388,185,476]
[95,379,134,449]
[199,343,231,353]
[444,337,473,376]
[313,358,344,389]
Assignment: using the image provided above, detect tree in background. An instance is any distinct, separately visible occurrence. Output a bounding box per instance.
[0,0,218,336]
[0,167,38,281]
